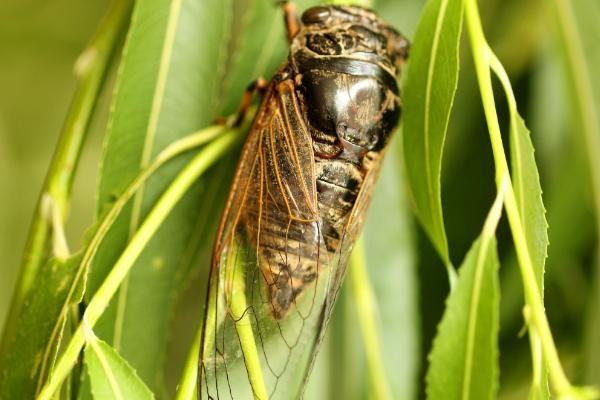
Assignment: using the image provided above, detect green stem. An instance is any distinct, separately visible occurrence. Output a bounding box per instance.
[197,279,220,398]
[350,238,392,400]
[464,0,574,394]
[36,129,242,400]
[0,0,133,357]
[175,321,203,400]
[227,243,269,400]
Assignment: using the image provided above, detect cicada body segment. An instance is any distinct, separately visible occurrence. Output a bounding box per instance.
[200,5,408,399]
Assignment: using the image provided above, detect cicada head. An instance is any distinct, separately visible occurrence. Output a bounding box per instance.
[297,5,409,76]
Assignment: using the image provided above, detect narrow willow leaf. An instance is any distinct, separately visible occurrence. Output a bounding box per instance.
[85,337,154,400]
[426,191,502,400]
[509,114,548,304]
[490,46,550,399]
[551,0,600,386]
[508,112,549,400]
[89,0,236,393]
[402,0,463,268]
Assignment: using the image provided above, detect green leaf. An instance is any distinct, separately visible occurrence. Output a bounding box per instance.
[88,0,237,393]
[488,35,550,400]
[510,115,548,303]
[402,0,463,270]
[426,191,502,400]
[0,254,82,399]
[84,336,154,400]
[509,113,549,400]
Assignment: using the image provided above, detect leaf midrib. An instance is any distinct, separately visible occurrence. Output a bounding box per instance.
[461,238,490,400]
[89,340,125,400]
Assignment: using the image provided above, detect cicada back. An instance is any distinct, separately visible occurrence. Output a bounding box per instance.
[200,5,408,399]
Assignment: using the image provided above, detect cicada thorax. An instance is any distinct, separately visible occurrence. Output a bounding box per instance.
[241,6,408,320]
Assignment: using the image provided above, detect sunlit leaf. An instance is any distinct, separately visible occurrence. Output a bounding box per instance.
[509,112,549,400]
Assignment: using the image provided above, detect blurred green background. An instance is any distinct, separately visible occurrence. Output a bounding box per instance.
[1,0,599,398]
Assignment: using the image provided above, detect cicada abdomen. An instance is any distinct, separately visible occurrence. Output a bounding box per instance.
[200,5,408,399]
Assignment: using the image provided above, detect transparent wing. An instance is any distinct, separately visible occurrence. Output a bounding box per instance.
[200,79,335,400]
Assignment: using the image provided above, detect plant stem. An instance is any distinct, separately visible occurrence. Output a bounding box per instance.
[228,246,269,400]
[175,321,203,400]
[0,0,133,357]
[463,0,573,394]
[350,237,392,400]
[36,129,242,400]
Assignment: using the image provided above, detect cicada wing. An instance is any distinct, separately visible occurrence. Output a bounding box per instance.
[200,79,336,400]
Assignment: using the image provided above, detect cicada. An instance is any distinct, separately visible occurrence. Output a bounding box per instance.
[199,4,408,399]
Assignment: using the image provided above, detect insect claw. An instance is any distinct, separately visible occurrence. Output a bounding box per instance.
[212,116,227,126]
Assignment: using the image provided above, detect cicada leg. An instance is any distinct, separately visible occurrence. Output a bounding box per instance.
[279,1,300,43]
[233,77,268,127]
[211,78,268,127]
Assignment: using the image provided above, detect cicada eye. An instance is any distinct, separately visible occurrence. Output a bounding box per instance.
[301,6,330,25]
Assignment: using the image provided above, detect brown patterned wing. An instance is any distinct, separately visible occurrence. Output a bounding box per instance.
[199,79,336,400]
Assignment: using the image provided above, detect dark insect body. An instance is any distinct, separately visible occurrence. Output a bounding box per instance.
[200,5,408,399]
